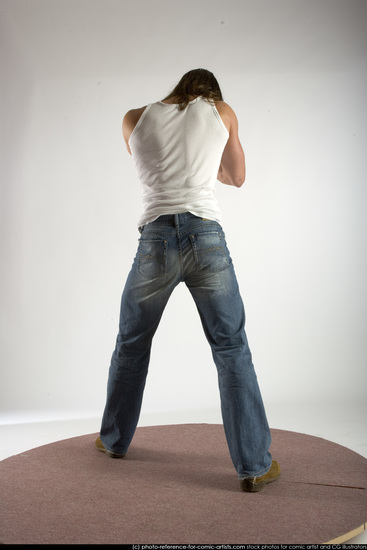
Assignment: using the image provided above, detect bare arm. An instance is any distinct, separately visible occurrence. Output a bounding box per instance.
[216,102,246,187]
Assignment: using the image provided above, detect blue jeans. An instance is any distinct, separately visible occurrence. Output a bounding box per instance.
[100,213,272,479]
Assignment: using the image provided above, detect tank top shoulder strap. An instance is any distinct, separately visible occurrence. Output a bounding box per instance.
[129,103,153,143]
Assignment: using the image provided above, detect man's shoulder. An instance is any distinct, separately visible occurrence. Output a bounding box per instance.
[215,101,236,117]
[123,105,148,136]
[215,101,238,133]
[124,105,147,123]
[122,105,149,149]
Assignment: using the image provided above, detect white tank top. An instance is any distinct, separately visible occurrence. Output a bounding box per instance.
[128,96,229,227]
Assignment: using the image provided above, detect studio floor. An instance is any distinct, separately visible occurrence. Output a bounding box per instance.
[1,400,366,544]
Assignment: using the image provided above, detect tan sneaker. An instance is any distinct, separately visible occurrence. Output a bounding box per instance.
[95,436,126,458]
[241,460,281,492]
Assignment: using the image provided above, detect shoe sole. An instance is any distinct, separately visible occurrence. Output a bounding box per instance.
[241,476,277,492]
[241,461,281,493]
[95,438,126,459]
[101,449,126,459]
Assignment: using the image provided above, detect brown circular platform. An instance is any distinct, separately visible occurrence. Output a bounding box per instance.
[1,424,366,544]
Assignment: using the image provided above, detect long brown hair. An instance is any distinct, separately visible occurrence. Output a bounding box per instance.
[164,68,223,110]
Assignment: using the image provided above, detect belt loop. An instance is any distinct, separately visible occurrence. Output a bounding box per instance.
[174,214,179,229]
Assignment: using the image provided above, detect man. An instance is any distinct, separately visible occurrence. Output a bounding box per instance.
[96,69,280,492]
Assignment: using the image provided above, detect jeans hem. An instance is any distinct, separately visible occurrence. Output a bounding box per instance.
[238,463,272,480]
[100,436,128,456]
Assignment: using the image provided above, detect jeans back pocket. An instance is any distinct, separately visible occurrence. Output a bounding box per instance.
[138,238,168,280]
[189,231,230,273]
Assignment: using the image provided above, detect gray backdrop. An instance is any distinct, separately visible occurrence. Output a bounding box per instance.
[1,0,366,425]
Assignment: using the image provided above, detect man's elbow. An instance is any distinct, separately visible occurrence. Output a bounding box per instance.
[233,168,246,187]
[234,174,245,187]
[234,158,246,187]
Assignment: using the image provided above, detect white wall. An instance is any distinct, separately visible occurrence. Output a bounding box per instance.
[1,0,366,424]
